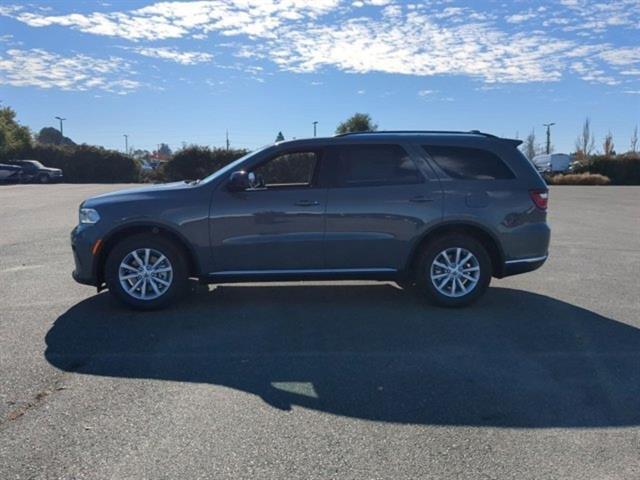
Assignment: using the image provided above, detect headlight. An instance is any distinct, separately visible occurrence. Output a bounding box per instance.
[79,208,100,224]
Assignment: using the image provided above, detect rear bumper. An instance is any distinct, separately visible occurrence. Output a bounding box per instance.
[502,255,547,277]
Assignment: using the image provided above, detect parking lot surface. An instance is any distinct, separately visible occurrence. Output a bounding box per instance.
[1,184,639,479]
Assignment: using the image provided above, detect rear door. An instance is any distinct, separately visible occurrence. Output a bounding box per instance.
[324,143,443,271]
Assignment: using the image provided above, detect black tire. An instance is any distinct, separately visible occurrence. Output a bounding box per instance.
[104,234,189,310]
[38,174,50,184]
[414,234,492,308]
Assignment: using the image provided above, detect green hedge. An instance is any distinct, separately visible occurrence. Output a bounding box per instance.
[8,144,140,183]
[163,146,248,182]
[574,154,640,185]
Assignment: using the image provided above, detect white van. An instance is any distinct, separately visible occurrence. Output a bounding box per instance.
[532,154,571,173]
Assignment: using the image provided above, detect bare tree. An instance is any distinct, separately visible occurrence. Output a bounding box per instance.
[575,117,595,162]
[603,131,615,157]
[631,125,638,153]
[521,129,539,160]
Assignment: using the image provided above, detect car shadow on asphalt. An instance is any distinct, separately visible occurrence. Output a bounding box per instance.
[45,285,640,428]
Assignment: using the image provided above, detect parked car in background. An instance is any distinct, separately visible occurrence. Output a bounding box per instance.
[0,163,23,183]
[71,130,550,310]
[532,153,571,173]
[6,160,63,183]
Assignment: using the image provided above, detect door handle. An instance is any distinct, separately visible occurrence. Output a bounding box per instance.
[409,195,433,203]
[294,200,320,207]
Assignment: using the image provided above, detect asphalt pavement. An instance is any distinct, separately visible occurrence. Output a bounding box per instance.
[1,184,639,479]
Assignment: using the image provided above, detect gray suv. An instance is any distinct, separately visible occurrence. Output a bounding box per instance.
[71,131,550,310]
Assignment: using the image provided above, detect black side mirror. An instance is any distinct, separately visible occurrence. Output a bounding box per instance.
[228,170,251,191]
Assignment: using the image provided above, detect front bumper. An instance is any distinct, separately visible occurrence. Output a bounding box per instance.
[71,224,100,286]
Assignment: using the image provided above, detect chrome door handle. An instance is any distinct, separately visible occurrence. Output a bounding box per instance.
[294,200,320,206]
[409,195,433,203]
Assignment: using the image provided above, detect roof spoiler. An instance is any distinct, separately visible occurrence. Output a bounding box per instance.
[501,138,523,147]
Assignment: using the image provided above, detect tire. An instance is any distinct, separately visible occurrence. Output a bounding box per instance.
[38,174,50,184]
[414,234,492,308]
[104,234,189,310]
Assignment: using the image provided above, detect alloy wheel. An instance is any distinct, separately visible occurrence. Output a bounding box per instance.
[118,248,173,300]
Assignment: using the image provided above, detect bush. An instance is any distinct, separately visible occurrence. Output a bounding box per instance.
[163,146,248,182]
[139,167,167,184]
[548,173,611,185]
[9,144,140,183]
[573,154,640,185]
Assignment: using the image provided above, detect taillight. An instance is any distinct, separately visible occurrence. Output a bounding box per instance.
[530,190,548,210]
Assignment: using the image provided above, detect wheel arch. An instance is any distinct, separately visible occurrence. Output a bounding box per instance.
[95,222,200,285]
[406,221,505,278]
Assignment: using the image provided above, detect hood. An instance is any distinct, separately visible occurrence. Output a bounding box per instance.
[83,181,194,207]
[41,167,62,173]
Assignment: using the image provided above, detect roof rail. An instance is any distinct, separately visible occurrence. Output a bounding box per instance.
[334,130,499,138]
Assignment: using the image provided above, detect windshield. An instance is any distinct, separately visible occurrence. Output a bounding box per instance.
[26,160,44,168]
[199,145,272,184]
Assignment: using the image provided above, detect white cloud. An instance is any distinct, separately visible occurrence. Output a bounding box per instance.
[506,11,537,24]
[1,0,639,88]
[1,1,340,41]
[599,47,640,66]
[0,48,141,93]
[126,46,213,65]
[263,13,578,83]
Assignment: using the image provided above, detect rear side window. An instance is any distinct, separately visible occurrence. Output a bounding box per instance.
[422,146,514,180]
[335,144,422,187]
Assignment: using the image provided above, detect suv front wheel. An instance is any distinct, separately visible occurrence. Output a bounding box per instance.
[105,234,189,310]
[415,234,492,307]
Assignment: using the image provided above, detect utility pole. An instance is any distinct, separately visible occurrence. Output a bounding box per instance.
[543,122,555,155]
[313,121,318,137]
[55,116,66,137]
[123,134,129,155]
[225,129,230,150]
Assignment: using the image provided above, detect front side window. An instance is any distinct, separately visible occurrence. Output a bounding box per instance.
[422,145,514,180]
[335,144,421,187]
[253,151,318,188]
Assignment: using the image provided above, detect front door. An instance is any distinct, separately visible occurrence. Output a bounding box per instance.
[209,149,327,273]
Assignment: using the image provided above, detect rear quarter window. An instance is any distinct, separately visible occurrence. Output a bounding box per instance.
[422,145,515,180]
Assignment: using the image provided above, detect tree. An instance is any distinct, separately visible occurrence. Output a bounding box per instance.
[521,129,539,161]
[0,107,32,159]
[36,127,75,146]
[163,145,248,181]
[153,143,172,160]
[575,117,595,163]
[631,126,638,153]
[335,113,378,134]
[603,131,615,157]
[275,131,285,142]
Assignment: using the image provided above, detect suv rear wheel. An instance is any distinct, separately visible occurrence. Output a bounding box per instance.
[415,234,491,307]
[105,234,189,310]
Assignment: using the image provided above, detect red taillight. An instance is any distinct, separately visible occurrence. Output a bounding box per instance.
[530,190,548,210]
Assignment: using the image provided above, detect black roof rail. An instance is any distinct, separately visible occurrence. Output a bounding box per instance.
[334,130,499,139]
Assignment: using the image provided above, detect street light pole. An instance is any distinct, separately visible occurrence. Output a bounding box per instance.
[543,122,555,155]
[123,134,129,155]
[313,121,318,137]
[55,116,66,137]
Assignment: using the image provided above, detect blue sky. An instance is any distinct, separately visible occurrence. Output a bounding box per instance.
[1,0,639,154]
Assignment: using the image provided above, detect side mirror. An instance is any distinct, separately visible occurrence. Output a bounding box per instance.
[228,170,251,191]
